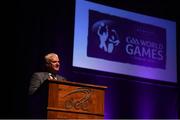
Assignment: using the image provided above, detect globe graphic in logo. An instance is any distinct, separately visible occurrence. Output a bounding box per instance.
[92,20,120,53]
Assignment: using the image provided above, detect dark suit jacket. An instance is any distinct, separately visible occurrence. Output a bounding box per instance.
[28,72,66,95]
[28,72,66,118]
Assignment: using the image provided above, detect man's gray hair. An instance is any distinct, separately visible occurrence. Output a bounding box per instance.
[44,53,58,63]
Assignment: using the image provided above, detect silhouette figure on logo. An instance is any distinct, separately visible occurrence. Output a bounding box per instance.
[107,29,120,53]
[97,22,109,52]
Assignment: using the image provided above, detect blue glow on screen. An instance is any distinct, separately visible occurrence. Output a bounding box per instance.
[73,0,177,83]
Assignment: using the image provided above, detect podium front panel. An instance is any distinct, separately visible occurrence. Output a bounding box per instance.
[47,81,106,119]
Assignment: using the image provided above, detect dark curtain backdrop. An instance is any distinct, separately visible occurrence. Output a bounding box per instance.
[12,0,180,118]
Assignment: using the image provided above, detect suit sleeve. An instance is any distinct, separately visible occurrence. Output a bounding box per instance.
[28,73,41,95]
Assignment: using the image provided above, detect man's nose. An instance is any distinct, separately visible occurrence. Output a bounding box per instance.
[56,62,60,65]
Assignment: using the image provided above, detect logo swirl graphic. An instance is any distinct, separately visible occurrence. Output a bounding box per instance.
[63,88,92,111]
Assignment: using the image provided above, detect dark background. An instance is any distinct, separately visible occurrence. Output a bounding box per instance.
[10,0,180,118]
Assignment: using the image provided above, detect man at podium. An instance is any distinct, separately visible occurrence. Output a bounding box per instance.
[28,52,66,118]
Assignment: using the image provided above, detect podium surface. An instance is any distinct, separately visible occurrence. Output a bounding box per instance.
[47,79,107,119]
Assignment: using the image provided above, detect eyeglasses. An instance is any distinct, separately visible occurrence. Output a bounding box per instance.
[50,60,60,64]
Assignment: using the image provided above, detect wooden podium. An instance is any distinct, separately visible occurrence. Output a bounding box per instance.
[47,79,107,119]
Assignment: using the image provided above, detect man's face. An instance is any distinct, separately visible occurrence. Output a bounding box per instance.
[48,55,60,73]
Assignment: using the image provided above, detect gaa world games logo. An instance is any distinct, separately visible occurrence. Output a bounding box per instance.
[87,10,166,69]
